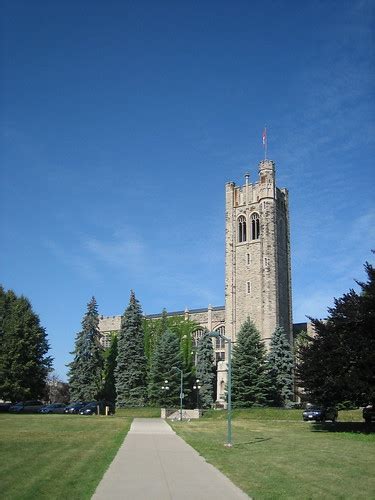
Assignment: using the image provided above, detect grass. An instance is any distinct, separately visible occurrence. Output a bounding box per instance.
[0,414,131,500]
[171,408,375,499]
[115,406,161,418]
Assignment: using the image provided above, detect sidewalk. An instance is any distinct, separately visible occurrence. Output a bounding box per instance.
[92,418,249,500]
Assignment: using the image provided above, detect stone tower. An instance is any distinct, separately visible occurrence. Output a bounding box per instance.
[224,159,292,345]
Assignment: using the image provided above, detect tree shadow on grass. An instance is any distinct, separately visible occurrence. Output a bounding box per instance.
[310,422,375,434]
[234,437,273,447]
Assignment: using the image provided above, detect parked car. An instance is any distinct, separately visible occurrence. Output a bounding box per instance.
[0,403,11,412]
[363,405,375,424]
[302,406,338,422]
[39,403,67,414]
[79,401,115,415]
[64,402,87,414]
[9,401,44,413]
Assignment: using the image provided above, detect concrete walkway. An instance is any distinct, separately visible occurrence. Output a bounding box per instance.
[92,418,249,500]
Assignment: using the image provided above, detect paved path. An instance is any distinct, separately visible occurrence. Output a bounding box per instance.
[92,418,249,500]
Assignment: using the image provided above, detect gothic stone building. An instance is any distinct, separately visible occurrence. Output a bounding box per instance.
[99,159,296,402]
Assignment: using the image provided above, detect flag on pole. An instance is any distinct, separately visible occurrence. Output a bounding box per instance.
[262,127,267,146]
[262,127,267,160]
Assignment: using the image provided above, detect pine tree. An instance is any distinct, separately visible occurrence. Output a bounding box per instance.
[195,331,215,408]
[115,291,148,407]
[0,287,52,402]
[232,318,269,408]
[67,297,103,401]
[148,329,183,407]
[102,333,118,403]
[266,327,294,406]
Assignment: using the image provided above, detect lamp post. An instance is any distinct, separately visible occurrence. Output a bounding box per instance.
[161,380,169,407]
[193,379,201,409]
[208,331,232,447]
[172,366,183,421]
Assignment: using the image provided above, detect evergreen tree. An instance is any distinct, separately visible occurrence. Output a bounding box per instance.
[143,312,197,371]
[298,258,375,406]
[67,297,103,401]
[0,287,52,402]
[102,333,118,403]
[232,318,269,407]
[195,331,215,408]
[143,308,168,369]
[115,291,148,407]
[148,329,183,407]
[266,327,294,406]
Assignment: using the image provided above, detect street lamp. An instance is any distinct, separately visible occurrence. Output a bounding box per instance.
[161,380,169,406]
[208,331,232,447]
[193,379,201,409]
[172,366,183,421]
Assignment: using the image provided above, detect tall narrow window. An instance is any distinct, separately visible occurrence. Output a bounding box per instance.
[246,253,251,265]
[251,213,260,240]
[238,215,247,243]
[246,281,251,294]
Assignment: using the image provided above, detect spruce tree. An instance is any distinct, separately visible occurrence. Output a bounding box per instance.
[102,333,118,403]
[0,287,52,402]
[68,297,103,401]
[266,326,294,406]
[232,318,269,407]
[195,331,215,408]
[115,291,147,407]
[148,329,183,407]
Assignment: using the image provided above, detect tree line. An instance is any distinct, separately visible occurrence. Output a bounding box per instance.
[67,290,296,408]
[1,256,373,408]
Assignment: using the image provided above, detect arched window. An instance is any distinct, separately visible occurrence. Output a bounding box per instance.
[238,215,246,243]
[251,213,260,240]
[214,325,226,350]
[192,328,205,347]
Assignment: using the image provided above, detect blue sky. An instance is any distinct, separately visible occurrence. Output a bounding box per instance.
[1,0,374,380]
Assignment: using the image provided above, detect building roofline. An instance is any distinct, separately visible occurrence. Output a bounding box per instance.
[100,305,225,321]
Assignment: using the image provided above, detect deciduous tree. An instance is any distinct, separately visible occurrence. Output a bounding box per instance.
[297,258,375,406]
[0,287,52,401]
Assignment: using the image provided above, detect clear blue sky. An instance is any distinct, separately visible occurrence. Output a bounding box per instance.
[1,0,374,380]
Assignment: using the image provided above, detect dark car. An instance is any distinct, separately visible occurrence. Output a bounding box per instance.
[0,402,11,412]
[79,401,115,415]
[39,403,67,414]
[302,406,338,422]
[363,405,375,424]
[9,401,44,413]
[64,402,87,414]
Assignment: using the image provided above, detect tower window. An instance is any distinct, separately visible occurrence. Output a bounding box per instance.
[247,253,251,265]
[246,281,251,294]
[251,213,260,240]
[238,215,247,243]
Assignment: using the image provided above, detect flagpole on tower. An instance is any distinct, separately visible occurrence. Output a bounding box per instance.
[262,126,267,160]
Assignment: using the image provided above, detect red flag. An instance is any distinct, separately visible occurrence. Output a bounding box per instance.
[262,128,267,146]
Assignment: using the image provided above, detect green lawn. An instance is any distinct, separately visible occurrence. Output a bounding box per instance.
[115,406,161,418]
[0,414,131,500]
[171,408,374,499]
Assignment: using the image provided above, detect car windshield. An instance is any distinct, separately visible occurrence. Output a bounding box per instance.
[308,407,322,411]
